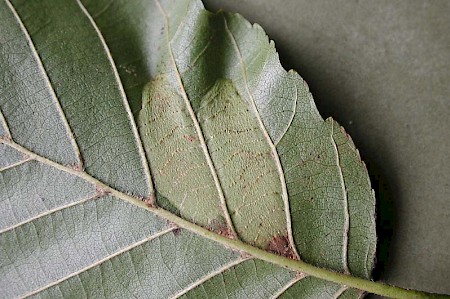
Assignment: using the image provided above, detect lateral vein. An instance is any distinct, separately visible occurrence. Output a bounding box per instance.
[154,0,237,239]
[274,81,297,146]
[169,258,249,299]
[5,0,83,169]
[270,272,308,299]
[223,17,300,260]
[21,227,175,298]
[0,157,32,173]
[0,108,12,138]
[75,0,154,198]
[332,285,350,299]
[330,124,350,275]
[0,193,99,235]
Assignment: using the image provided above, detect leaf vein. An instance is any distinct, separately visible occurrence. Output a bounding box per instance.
[5,0,83,168]
[75,0,154,198]
[0,107,12,139]
[274,83,297,146]
[331,124,351,275]
[0,157,32,173]
[269,272,308,299]
[223,16,299,259]
[154,0,237,238]
[21,227,175,298]
[170,257,249,299]
[0,192,99,234]
[332,286,350,299]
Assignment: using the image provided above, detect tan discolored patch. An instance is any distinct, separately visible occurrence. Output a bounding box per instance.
[93,186,109,199]
[166,221,181,237]
[207,219,236,240]
[71,163,84,172]
[167,220,178,229]
[267,235,298,260]
[183,134,197,142]
[239,251,252,259]
[143,193,157,208]
[217,225,236,239]
[0,136,11,141]
[295,271,307,280]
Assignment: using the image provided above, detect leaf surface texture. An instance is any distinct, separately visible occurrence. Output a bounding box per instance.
[0,0,376,298]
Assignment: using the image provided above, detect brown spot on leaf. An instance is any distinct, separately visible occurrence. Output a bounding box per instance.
[239,251,252,259]
[267,235,298,260]
[217,226,235,239]
[295,271,307,279]
[143,193,157,208]
[183,135,197,142]
[166,222,181,236]
[93,186,109,199]
[167,220,178,228]
[207,219,236,240]
[71,163,83,172]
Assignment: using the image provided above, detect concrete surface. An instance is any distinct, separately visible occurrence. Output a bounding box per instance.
[203,0,450,296]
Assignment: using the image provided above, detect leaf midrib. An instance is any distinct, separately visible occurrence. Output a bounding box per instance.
[1,137,429,299]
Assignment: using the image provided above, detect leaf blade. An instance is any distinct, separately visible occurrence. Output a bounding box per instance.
[7,0,152,196]
[0,0,80,166]
[0,0,378,298]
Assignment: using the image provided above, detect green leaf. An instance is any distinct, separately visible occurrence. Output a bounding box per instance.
[1,0,442,298]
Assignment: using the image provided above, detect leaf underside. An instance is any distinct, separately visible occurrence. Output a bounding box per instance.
[0,0,376,298]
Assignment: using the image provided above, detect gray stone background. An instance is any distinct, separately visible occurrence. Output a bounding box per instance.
[203,0,450,297]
